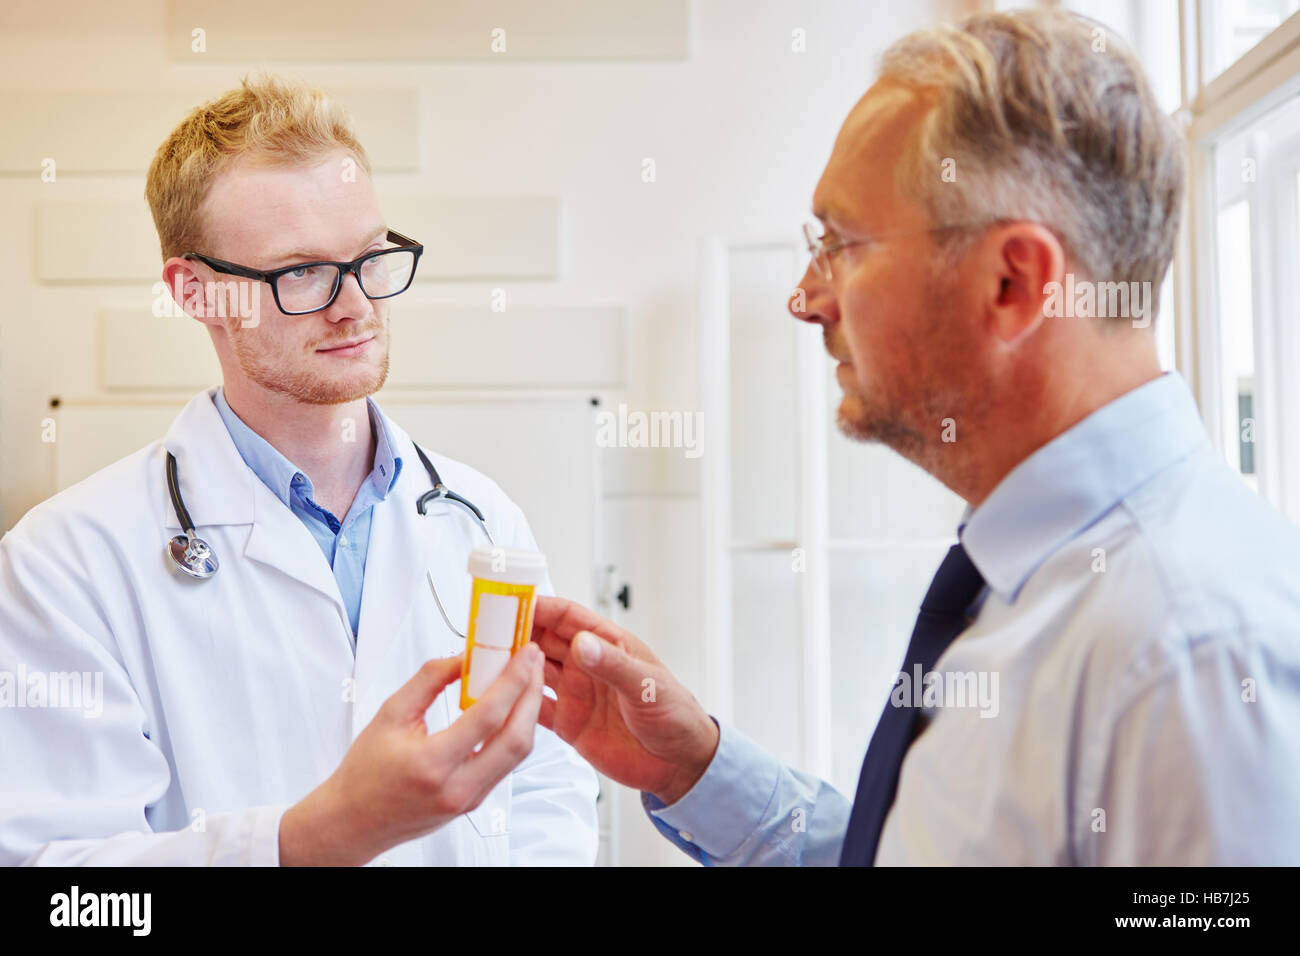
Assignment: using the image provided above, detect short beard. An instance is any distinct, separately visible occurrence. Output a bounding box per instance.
[833,261,967,468]
[835,390,927,459]
[230,329,389,405]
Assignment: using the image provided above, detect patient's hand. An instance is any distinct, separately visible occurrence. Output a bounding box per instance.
[530,597,720,806]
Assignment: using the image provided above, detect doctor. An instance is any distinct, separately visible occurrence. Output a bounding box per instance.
[0,74,599,866]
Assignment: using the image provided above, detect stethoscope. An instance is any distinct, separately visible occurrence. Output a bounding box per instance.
[164,442,493,638]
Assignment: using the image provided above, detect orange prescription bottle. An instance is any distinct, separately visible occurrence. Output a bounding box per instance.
[460,545,548,710]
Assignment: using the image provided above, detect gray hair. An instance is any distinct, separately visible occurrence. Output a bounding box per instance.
[878,8,1186,320]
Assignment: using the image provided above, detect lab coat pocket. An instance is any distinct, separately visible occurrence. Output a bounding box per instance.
[466,774,512,840]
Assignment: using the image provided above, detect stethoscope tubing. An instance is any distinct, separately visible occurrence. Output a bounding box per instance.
[164,442,493,638]
[165,452,198,540]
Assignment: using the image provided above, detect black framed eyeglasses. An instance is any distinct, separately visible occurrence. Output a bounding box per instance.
[182,229,423,316]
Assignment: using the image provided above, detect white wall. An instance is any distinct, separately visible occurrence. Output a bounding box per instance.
[0,0,944,865]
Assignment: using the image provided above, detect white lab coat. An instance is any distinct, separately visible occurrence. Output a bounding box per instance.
[0,388,599,866]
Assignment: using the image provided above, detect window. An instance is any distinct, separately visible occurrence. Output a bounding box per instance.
[1184,5,1300,524]
[1213,200,1256,488]
[1202,0,1300,81]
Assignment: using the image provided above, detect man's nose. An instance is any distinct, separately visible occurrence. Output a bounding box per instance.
[328,270,374,321]
[789,261,830,326]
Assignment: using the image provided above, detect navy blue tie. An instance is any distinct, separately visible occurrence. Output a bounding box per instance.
[839,542,986,866]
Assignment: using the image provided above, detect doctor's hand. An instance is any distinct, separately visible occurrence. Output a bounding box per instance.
[279,644,545,866]
[531,597,720,807]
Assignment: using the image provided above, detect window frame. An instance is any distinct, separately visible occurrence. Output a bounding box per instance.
[1176,0,1300,523]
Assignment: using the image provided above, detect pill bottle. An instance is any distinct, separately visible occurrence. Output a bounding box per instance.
[460,545,548,710]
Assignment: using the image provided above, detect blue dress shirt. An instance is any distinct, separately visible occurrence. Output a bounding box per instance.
[211,388,403,639]
[644,371,1300,864]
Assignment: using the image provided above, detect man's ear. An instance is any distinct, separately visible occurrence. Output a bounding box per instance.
[984,223,1066,344]
[160,258,215,325]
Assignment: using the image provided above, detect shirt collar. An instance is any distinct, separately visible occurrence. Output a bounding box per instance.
[960,372,1209,603]
[211,387,403,510]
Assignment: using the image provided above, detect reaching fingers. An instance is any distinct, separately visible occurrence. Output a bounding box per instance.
[531,596,620,642]
[534,630,573,665]
[566,629,656,702]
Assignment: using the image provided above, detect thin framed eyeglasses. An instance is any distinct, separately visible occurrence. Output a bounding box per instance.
[802,221,871,281]
[802,219,997,280]
[182,229,423,316]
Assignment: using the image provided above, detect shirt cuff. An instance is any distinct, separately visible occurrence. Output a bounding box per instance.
[641,716,782,861]
[256,804,292,867]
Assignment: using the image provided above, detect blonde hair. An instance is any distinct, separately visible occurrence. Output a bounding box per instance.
[145,72,372,261]
[879,8,1185,318]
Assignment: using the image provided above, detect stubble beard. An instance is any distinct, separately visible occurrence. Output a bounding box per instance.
[833,266,971,470]
[835,379,925,456]
[231,324,390,406]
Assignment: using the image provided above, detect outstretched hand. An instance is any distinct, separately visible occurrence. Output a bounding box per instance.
[530,597,719,805]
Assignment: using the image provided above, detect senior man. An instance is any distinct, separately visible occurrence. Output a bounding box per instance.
[529,8,1300,865]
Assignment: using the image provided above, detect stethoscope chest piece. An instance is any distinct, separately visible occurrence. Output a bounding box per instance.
[160,441,479,588]
[166,533,219,580]
[165,450,219,581]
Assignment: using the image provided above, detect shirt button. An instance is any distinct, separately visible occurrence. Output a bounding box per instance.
[377,856,392,867]
[339,534,349,546]
[679,830,694,842]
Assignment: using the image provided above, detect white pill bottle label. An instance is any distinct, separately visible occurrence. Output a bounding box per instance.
[459,545,548,710]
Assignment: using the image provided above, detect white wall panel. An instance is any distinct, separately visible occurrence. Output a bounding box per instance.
[165,0,690,61]
[100,310,220,390]
[601,445,700,498]
[0,89,419,174]
[36,201,161,282]
[387,305,621,387]
[389,196,561,281]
